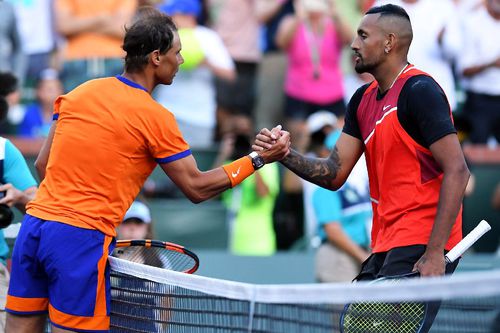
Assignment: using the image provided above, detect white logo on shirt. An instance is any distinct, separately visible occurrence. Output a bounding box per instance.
[383,105,391,111]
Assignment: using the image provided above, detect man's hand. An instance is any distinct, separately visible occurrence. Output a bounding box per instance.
[254,125,291,163]
[0,183,24,208]
[253,125,284,151]
[413,250,446,277]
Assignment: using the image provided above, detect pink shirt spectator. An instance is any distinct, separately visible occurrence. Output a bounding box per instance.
[284,20,344,104]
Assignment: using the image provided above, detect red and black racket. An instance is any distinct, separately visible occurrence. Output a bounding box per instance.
[113,239,199,274]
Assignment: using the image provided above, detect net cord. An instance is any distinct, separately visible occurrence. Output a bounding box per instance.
[109,256,500,304]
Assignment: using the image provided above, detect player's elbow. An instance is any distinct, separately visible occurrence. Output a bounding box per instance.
[458,163,471,186]
[328,182,343,191]
[325,177,347,191]
[184,188,211,204]
[448,161,470,187]
[34,158,47,177]
[186,194,205,204]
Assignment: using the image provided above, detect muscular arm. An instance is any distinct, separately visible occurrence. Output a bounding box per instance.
[414,134,470,276]
[35,121,57,181]
[162,132,290,203]
[161,155,231,204]
[281,132,364,190]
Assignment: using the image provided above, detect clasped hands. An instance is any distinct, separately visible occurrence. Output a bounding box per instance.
[252,125,291,164]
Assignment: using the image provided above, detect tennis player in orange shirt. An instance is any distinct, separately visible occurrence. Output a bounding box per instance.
[5,10,290,333]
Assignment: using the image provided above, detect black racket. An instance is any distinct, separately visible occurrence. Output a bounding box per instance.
[340,220,491,333]
[113,239,200,274]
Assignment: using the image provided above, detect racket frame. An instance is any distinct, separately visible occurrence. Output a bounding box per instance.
[115,239,200,274]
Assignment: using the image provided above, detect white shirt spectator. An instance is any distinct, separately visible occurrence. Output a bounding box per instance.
[375,0,461,110]
[458,5,500,95]
[9,0,55,56]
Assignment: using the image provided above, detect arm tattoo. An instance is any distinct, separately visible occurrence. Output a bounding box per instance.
[281,147,341,189]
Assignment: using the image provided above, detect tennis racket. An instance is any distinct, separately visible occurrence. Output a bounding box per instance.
[340,219,491,333]
[113,239,200,274]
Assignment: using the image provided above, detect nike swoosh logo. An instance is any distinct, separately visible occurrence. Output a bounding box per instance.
[383,105,391,111]
[373,321,383,327]
[231,167,241,178]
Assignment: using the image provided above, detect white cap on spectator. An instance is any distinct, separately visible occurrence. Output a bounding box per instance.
[307,111,338,133]
[123,201,151,224]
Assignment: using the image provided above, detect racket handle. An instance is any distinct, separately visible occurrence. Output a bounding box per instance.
[445,220,491,264]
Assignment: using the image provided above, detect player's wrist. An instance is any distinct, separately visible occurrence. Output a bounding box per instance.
[248,151,265,170]
[222,156,255,188]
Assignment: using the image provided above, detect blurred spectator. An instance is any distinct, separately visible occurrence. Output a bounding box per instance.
[254,0,294,131]
[335,0,370,94]
[114,199,162,333]
[276,0,353,151]
[302,111,338,249]
[18,69,63,138]
[0,72,22,134]
[458,0,500,144]
[360,0,376,12]
[0,73,19,109]
[271,0,352,251]
[117,200,155,240]
[8,0,56,93]
[209,0,262,140]
[493,182,500,211]
[155,0,235,148]
[375,0,461,111]
[313,130,371,283]
[0,1,25,82]
[214,130,280,256]
[0,72,38,329]
[54,0,138,92]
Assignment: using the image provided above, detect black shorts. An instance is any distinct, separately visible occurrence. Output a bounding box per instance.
[284,94,346,120]
[215,61,258,116]
[355,245,459,333]
[356,245,459,281]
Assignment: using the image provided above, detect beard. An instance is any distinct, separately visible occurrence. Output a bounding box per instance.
[354,58,378,74]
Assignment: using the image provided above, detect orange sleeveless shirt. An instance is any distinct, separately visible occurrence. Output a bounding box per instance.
[356,65,462,252]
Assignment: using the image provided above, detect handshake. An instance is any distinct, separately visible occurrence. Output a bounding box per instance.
[252,125,291,164]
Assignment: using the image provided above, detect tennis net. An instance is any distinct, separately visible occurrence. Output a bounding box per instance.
[109,256,500,333]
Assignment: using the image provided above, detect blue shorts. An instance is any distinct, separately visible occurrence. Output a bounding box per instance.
[6,214,115,332]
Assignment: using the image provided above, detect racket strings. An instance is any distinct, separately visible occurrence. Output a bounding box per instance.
[113,246,196,272]
[343,301,426,333]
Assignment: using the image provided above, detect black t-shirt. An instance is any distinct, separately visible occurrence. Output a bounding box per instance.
[343,75,457,149]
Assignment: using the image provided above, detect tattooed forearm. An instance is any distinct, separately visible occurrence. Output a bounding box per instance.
[281,147,342,189]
